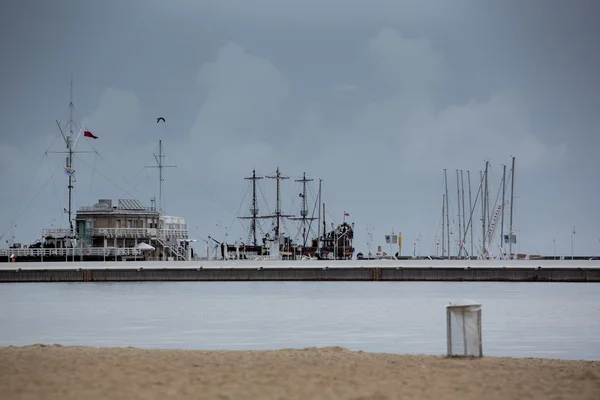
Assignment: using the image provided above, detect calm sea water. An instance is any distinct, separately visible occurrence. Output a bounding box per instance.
[0,282,598,360]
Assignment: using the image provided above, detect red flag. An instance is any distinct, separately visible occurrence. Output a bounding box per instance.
[84,131,98,139]
[344,212,349,217]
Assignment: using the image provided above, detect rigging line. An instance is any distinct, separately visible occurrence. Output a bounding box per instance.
[164,168,237,216]
[88,151,97,204]
[129,166,154,197]
[305,185,320,238]
[226,183,252,237]
[46,154,62,220]
[144,167,156,199]
[257,183,272,215]
[173,166,237,215]
[84,145,149,200]
[130,152,158,195]
[12,163,63,227]
[74,155,141,201]
[0,152,50,241]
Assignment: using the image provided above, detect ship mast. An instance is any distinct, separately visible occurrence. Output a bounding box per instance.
[290,172,317,247]
[317,179,322,250]
[265,167,293,239]
[240,169,263,245]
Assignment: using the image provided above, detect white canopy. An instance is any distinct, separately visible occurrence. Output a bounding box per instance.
[136,242,155,251]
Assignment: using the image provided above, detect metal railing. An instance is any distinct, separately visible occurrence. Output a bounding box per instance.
[41,228,189,239]
[92,228,188,239]
[154,230,188,261]
[0,247,143,258]
[78,206,157,212]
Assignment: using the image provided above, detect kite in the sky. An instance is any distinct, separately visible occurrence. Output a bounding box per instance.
[157,117,166,123]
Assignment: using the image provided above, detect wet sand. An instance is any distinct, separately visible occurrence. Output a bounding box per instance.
[1,345,599,399]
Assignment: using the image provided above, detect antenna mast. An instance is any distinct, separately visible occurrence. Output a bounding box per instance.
[145,140,175,212]
[52,76,96,238]
[66,76,75,234]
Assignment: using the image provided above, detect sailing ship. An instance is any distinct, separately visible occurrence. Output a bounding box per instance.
[218,168,355,260]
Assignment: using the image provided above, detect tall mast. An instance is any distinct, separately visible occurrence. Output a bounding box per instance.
[456,169,461,257]
[480,170,485,255]
[484,160,490,231]
[460,170,466,256]
[467,171,473,257]
[509,156,516,256]
[290,172,315,247]
[145,140,175,212]
[67,76,74,234]
[266,167,292,239]
[317,179,322,249]
[444,169,450,259]
[54,76,93,237]
[322,202,326,246]
[441,194,445,258]
[241,169,263,245]
[501,164,507,250]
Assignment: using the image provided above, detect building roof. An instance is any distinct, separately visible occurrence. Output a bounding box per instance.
[77,198,159,216]
[118,199,145,210]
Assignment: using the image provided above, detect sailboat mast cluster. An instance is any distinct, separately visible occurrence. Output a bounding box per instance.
[440,157,517,260]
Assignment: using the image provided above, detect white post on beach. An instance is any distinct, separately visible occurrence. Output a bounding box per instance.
[446,301,483,357]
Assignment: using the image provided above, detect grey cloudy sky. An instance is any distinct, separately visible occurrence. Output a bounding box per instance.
[1,0,599,256]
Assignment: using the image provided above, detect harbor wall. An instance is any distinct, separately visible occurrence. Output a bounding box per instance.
[1,260,599,282]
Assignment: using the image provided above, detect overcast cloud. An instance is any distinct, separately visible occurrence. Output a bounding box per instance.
[1,0,599,256]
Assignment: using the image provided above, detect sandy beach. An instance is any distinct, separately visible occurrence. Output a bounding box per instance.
[1,345,598,400]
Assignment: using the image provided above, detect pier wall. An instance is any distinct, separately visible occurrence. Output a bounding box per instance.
[1,260,599,283]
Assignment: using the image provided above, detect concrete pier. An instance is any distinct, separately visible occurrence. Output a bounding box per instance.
[0,260,599,283]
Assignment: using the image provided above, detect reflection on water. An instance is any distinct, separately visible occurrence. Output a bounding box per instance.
[0,282,598,360]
